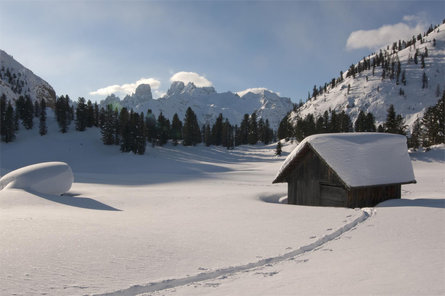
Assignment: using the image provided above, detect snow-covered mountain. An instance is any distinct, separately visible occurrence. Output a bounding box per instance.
[0,49,56,107]
[99,82,294,129]
[292,23,445,131]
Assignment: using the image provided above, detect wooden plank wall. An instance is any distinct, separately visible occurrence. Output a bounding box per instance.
[288,149,346,207]
[347,184,401,208]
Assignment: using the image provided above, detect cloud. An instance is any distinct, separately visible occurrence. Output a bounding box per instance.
[169,72,212,87]
[346,19,426,50]
[90,78,161,96]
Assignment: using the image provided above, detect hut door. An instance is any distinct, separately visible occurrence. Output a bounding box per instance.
[320,183,347,207]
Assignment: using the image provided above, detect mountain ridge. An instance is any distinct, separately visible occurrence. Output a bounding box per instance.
[0,49,56,107]
[292,23,445,131]
[99,81,294,130]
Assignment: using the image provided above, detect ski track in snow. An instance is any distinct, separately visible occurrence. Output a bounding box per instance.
[97,208,375,296]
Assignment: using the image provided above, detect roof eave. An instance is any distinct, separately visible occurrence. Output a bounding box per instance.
[348,179,417,190]
[271,143,311,184]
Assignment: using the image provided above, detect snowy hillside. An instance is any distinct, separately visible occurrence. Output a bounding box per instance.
[293,23,445,130]
[0,113,444,295]
[0,49,56,107]
[99,82,294,129]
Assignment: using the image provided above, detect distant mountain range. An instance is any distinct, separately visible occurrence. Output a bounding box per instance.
[292,23,445,130]
[0,49,56,107]
[2,22,444,132]
[99,82,294,130]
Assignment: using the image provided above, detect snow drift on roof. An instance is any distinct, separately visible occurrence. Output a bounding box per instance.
[273,133,416,188]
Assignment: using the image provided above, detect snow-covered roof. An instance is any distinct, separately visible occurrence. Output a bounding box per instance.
[273,133,416,188]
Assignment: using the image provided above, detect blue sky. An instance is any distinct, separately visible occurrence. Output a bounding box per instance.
[1,0,444,103]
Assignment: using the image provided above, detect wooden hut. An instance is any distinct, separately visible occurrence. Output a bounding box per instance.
[273,133,416,208]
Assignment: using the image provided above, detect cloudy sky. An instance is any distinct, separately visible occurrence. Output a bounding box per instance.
[1,1,444,102]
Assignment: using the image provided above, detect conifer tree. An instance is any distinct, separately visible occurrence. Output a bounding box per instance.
[157,112,170,146]
[0,94,6,138]
[3,101,15,143]
[14,106,19,131]
[339,111,352,132]
[239,114,249,144]
[384,104,406,135]
[170,113,183,145]
[119,108,131,152]
[263,119,273,144]
[222,118,233,149]
[408,118,422,149]
[422,92,445,145]
[316,116,324,133]
[354,110,366,132]
[211,113,224,146]
[55,95,71,133]
[437,91,445,143]
[277,113,291,140]
[322,111,329,132]
[257,118,265,143]
[330,110,340,133]
[248,112,258,145]
[75,97,87,131]
[294,117,305,141]
[133,112,146,154]
[100,105,116,145]
[204,124,212,146]
[86,100,95,128]
[182,107,201,146]
[98,107,106,128]
[15,96,25,123]
[304,113,316,136]
[94,102,100,127]
[275,141,282,156]
[364,112,377,132]
[39,99,47,136]
[22,95,34,129]
[34,100,40,118]
[113,109,120,145]
[145,109,157,145]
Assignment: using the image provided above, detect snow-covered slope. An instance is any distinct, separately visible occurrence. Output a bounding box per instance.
[0,114,443,295]
[293,23,445,130]
[0,49,56,107]
[99,82,294,129]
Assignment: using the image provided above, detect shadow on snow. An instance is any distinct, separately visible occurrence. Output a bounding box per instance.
[28,190,122,211]
[378,198,445,209]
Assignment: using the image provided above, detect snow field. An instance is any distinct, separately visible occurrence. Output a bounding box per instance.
[0,129,364,296]
[0,121,444,295]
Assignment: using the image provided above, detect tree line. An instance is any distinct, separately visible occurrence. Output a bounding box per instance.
[305,22,442,104]
[0,94,48,143]
[276,96,444,150]
[1,94,275,154]
[97,105,274,154]
[409,91,444,148]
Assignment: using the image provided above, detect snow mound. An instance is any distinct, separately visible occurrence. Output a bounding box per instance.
[0,162,73,195]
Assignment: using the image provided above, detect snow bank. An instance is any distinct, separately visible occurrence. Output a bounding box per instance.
[0,162,73,195]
